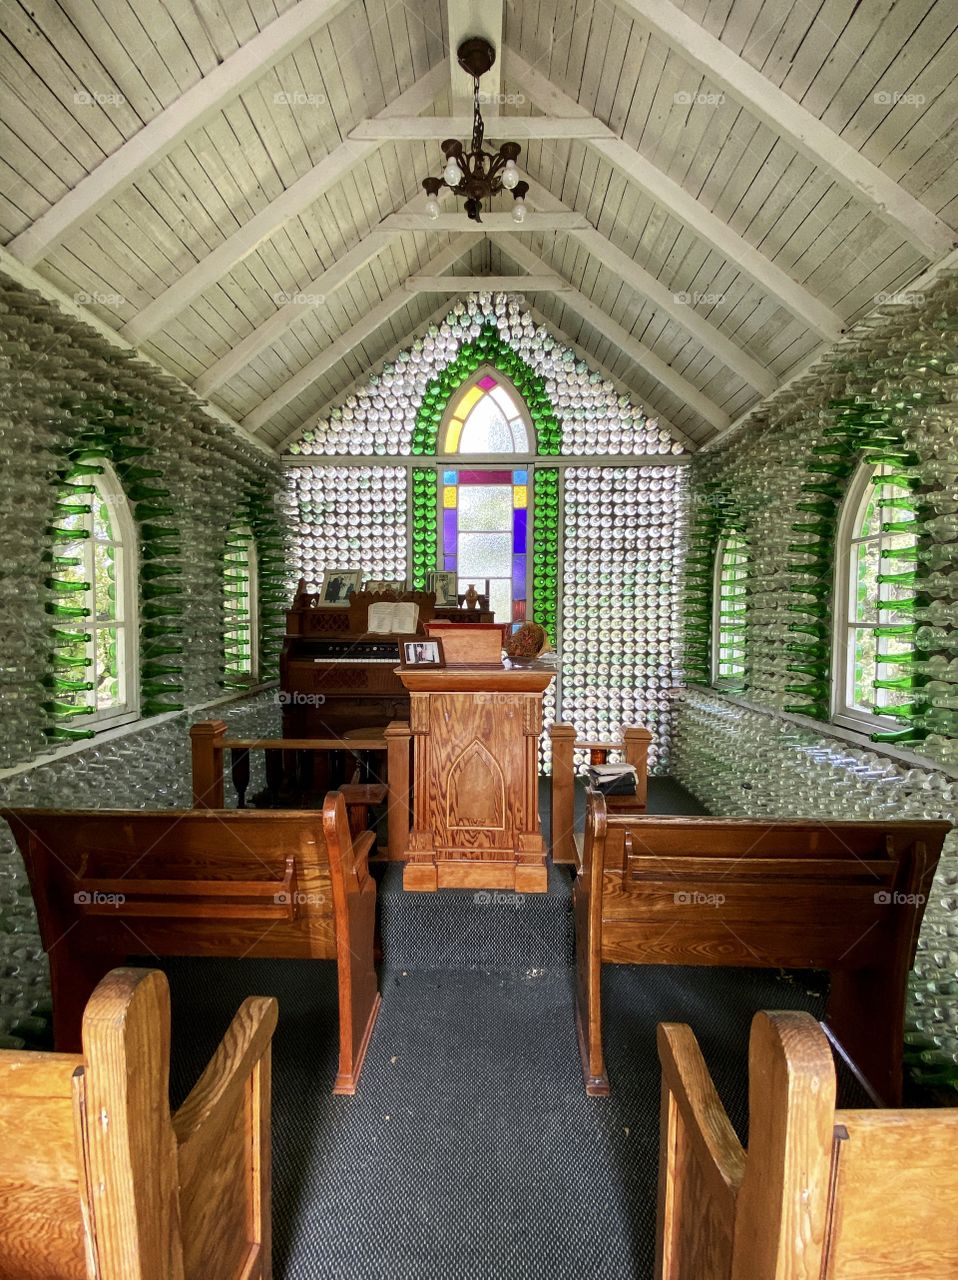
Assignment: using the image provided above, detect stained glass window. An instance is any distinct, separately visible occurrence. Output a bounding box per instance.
[441,470,528,626]
[837,463,917,724]
[224,526,258,682]
[711,534,747,687]
[52,463,137,728]
[443,373,531,454]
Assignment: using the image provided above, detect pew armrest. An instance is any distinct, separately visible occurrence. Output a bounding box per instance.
[172,995,278,1154]
[657,1022,745,1203]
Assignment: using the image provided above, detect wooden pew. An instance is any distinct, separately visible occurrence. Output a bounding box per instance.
[0,966,277,1280]
[3,791,379,1095]
[549,722,653,866]
[190,718,412,861]
[656,1010,958,1280]
[575,792,949,1103]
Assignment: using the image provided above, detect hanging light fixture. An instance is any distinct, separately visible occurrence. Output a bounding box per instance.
[422,38,529,225]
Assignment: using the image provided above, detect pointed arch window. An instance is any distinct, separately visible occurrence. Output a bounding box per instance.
[438,369,533,626]
[711,533,747,688]
[224,526,259,682]
[832,462,917,733]
[50,462,139,731]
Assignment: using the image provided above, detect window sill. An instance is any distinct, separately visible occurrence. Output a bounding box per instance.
[672,687,958,780]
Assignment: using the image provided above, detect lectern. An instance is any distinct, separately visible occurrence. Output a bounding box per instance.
[399,662,557,892]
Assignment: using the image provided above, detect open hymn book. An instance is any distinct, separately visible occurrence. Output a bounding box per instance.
[366,601,420,635]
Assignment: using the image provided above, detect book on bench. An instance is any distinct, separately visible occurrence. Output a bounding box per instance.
[588,763,638,796]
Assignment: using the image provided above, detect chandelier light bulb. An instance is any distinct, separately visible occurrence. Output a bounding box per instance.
[512,197,527,224]
[443,157,463,186]
[501,158,520,190]
[424,197,440,219]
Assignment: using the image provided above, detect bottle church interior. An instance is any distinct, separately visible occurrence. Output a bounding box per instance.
[1,1,958,1276]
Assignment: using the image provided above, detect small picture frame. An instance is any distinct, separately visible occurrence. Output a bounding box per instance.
[365,578,406,594]
[428,570,459,607]
[398,635,446,669]
[319,569,362,605]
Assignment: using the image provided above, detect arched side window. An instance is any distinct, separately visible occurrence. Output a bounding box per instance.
[224,526,259,682]
[437,368,533,627]
[832,462,917,733]
[53,462,139,731]
[711,533,747,687]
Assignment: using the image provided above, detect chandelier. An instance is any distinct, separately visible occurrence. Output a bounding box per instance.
[422,38,529,225]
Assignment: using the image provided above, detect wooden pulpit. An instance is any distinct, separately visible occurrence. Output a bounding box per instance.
[398,663,556,892]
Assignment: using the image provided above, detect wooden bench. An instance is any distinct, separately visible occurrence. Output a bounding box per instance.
[656,1010,958,1279]
[549,722,653,866]
[0,966,277,1280]
[575,792,950,1103]
[190,718,411,860]
[3,791,379,1095]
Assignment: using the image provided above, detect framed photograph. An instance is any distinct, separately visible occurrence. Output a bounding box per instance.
[398,635,446,669]
[365,578,406,593]
[319,569,362,605]
[428,570,459,607]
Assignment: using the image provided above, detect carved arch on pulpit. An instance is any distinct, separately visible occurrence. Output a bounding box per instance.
[446,741,506,831]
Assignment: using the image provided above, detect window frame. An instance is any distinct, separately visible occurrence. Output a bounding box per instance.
[224,526,259,683]
[710,532,747,687]
[59,461,140,733]
[831,460,910,736]
[438,365,535,458]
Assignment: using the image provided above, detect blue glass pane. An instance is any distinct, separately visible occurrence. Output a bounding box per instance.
[513,508,527,554]
[443,469,457,485]
[513,469,528,484]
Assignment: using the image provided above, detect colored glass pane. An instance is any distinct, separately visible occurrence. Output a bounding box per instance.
[442,486,457,508]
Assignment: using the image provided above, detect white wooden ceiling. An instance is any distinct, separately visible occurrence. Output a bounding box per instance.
[1,0,955,451]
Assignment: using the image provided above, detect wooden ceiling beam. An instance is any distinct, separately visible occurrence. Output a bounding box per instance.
[404,274,572,292]
[490,234,732,434]
[521,178,777,396]
[504,47,843,342]
[349,116,610,140]
[121,60,449,347]
[382,212,586,232]
[243,234,478,435]
[615,0,955,262]
[7,0,357,267]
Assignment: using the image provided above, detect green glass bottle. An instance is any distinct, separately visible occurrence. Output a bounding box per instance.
[42,700,94,718]
[41,675,94,693]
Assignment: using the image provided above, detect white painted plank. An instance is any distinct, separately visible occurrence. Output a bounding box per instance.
[348,115,612,139]
[7,0,358,266]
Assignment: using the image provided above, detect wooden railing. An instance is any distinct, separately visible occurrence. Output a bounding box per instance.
[190,718,411,860]
[549,722,653,866]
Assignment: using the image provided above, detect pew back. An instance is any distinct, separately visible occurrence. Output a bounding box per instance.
[576,795,950,1101]
[3,794,379,1094]
[656,1011,958,1280]
[0,1053,89,1280]
[0,968,277,1280]
[549,723,652,866]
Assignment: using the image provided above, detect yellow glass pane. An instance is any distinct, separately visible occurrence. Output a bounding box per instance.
[443,486,457,508]
[445,416,465,452]
[513,484,527,508]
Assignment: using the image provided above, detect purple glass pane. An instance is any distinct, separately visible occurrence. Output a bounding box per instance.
[459,470,513,484]
[477,374,497,390]
[513,508,527,553]
[512,554,526,601]
[443,509,457,553]
[444,555,457,572]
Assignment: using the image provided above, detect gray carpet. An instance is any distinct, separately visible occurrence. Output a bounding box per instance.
[151,776,869,1280]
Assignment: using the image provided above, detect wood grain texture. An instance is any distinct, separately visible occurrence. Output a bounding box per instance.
[576,795,949,1102]
[3,794,380,1096]
[656,1011,958,1280]
[549,723,653,865]
[399,668,555,891]
[0,967,278,1280]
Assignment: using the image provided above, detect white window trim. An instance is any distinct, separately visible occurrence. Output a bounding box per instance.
[225,526,259,683]
[437,364,535,459]
[830,460,905,736]
[83,462,140,733]
[711,533,746,687]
